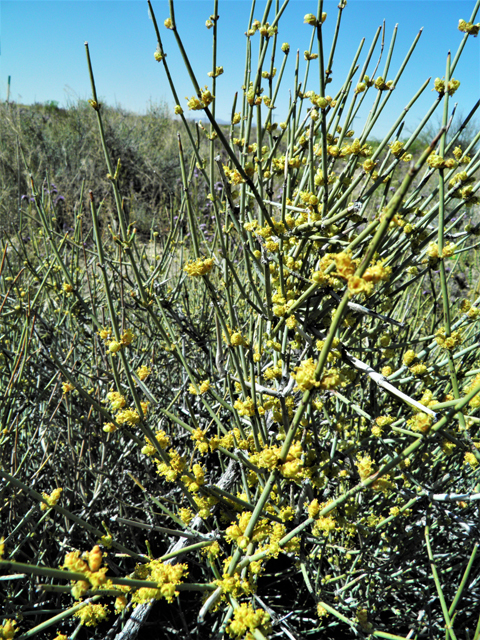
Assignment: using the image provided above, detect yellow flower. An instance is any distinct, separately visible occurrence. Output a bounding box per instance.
[234,396,256,416]
[0,620,17,639]
[389,140,404,157]
[115,408,140,426]
[458,19,480,36]
[226,603,270,638]
[230,331,246,347]
[334,252,356,279]
[317,604,329,619]
[186,95,204,111]
[292,358,319,392]
[348,276,373,296]
[363,262,391,283]
[99,327,112,341]
[114,595,127,614]
[184,257,214,276]
[136,365,151,381]
[199,379,210,394]
[200,88,215,106]
[409,413,433,433]
[62,382,75,394]
[40,487,63,511]
[108,340,122,354]
[403,350,417,366]
[464,452,479,467]
[132,561,188,604]
[74,603,109,627]
[107,391,126,411]
[356,454,374,481]
[208,66,224,78]
[121,328,135,345]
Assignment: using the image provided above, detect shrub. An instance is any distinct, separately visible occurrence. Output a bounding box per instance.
[2,2,480,639]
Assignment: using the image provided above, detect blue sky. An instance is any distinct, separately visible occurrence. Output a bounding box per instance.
[1,1,479,139]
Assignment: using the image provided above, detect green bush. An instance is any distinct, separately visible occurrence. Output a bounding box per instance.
[0,99,184,236]
[2,2,480,639]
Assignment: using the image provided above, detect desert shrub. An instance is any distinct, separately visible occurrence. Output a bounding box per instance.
[0,98,184,236]
[2,2,480,640]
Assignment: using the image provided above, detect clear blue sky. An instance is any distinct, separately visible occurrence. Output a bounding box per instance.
[1,1,479,139]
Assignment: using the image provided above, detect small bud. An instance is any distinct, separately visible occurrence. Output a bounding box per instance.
[304,13,317,26]
[164,17,173,29]
[458,19,480,36]
[108,341,122,353]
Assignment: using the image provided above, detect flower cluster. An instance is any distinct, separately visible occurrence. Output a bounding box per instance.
[226,603,271,638]
[133,560,188,604]
[40,487,63,511]
[62,545,109,600]
[0,620,17,639]
[184,257,214,276]
[99,327,135,355]
[433,77,461,96]
[74,604,109,627]
[458,19,480,36]
[435,327,463,350]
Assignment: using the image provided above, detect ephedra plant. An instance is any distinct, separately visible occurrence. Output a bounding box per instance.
[2,1,480,639]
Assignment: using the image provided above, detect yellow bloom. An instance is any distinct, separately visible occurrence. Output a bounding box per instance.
[184,257,214,276]
[226,603,270,638]
[348,276,372,296]
[40,487,63,511]
[115,408,140,426]
[0,620,17,639]
[136,365,151,381]
[409,413,433,434]
[107,392,126,411]
[464,452,479,467]
[62,382,75,394]
[114,595,127,614]
[108,341,122,354]
[74,603,109,627]
[403,350,417,366]
[356,454,374,481]
[234,396,256,416]
[121,328,135,345]
[292,358,319,392]
[99,327,112,341]
[186,95,204,111]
